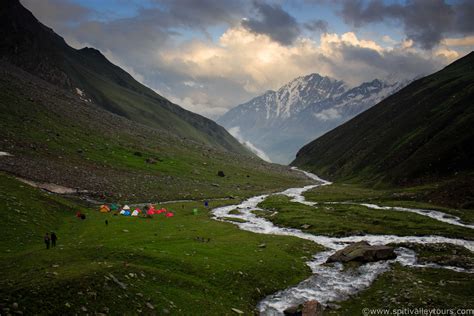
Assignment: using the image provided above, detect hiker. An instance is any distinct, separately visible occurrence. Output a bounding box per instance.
[204,200,209,208]
[50,232,57,248]
[44,233,50,249]
[105,219,108,226]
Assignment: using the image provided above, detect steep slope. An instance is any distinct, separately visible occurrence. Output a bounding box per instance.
[0,61,309,202]
[218,73,409,163]
[292,52,474,201]
[0,0,247,155]
[0,1,311,202]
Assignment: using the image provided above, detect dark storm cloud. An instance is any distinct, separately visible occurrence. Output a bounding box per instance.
[241,2,301,45]
[339,0,474,49]
[304,19,329,33]
[21,0,91,24]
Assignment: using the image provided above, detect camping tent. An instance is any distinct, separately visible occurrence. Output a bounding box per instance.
[156,208,166,214]
[99,205,110,213]
[120,209,126,215]
[122,205,131,211]
[131,210,139,216]
[147,209,154,215]
[165,212,174,217]
[110,203,119,211]
[123,210,131,216]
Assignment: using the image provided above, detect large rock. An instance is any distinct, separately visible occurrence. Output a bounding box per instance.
[302,300,323,316]
[283,300,323,316]
[326,241,396,263]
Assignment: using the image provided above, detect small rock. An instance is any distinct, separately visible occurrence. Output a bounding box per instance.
[12,302,18,309]
[122,229,129,233]
[326,303,341,310]
[301,224,312,229]
[65,302,71,308]
[162,308,170,314]
[146,302,155,310]
[81,306,87,312]
[145,158,157,164]
[258,243,266,248]
[136,293,143,297]
[231,308,244,314]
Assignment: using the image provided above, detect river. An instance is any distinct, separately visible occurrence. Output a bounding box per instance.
[211,168,474,315]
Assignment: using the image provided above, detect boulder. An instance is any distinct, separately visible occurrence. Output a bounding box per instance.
[217,171,225,177]
[283,300,323,316]
[302,300,323,316]
[326,241,396,263]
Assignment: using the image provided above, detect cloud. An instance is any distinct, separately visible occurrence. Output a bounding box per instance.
[21,0,91,24]
[21,0,469,120]
[228,127,272,162]
[339,0,474,50]
[304,19,329,33]
[442,36,474,47]
[242,2,300,45]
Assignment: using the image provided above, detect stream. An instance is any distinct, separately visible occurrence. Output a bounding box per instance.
[210,168,474,315]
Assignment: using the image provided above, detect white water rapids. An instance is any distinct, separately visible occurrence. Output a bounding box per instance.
[210,169,474,315]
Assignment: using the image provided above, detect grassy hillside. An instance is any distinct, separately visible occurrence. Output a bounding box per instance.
[0,62,310,202]
[0,173,321,315]
[292,52,474,207]
[0,0,247,154]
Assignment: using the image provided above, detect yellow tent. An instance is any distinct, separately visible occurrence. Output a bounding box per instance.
[99,205,110,213]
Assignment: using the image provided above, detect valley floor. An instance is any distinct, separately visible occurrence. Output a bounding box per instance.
[1,171,473,315]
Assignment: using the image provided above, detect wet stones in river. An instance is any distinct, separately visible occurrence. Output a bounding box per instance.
[326,241,396,263]
[283,300,323,316]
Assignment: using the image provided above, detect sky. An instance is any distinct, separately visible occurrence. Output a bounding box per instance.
[21,0,474,119]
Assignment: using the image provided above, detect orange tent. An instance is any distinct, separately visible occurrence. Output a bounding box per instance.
[99,205,110,213]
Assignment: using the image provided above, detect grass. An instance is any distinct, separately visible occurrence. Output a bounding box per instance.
[0,174,322,315]
[304,183,474,224]
[257,195,474,239]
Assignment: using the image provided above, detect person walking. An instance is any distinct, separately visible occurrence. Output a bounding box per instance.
[44,233,50,250]
[105,219,108,226]
[50,232,57,248]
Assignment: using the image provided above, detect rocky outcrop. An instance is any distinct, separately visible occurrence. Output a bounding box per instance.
[326,241,396,263]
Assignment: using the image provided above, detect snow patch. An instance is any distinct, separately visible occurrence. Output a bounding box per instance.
[313,108,341,121]
[228,126,271,162]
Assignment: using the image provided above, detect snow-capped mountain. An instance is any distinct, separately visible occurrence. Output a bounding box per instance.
[218,73,411,164]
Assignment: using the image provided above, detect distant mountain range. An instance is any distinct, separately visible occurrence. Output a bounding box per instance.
[218,73,412,163]
[292,52,474,208]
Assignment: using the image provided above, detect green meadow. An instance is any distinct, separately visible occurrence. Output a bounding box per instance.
[0,173,321,315]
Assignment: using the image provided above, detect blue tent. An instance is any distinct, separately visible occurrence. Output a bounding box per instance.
[123,210,131,216]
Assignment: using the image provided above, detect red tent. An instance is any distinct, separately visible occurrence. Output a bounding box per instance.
[156,208,167,214]
[165,212,174,217]
[146,209,154,215]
